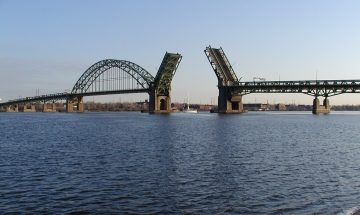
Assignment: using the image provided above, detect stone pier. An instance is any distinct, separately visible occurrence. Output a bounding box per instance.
[23,104,36,112]
[66,96,84,113]
[212,86,247,114]
[312,97,330,114]
[6,105,18,112]
[43,102,56,113]
[149,84,172,114]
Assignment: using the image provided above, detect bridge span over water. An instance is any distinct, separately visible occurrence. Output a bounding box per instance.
[0,52,182,113]
[205,46,360,114]
[2,47,360,114]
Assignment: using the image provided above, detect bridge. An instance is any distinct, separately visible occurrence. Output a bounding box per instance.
[0,52,182,113]
[205,46,360,114]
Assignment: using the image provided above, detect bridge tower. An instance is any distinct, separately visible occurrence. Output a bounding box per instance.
[149,52,182,113]
[204,46,246,113]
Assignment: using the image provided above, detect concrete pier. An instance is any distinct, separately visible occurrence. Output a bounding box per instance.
[23,104,36,112]
[6,105,18,112]
[43,102,56,113]
[66,96,84,113]
[149,84,172,114]
[312,97,330,114]
[77,96,84,112]
[215,86,247,114]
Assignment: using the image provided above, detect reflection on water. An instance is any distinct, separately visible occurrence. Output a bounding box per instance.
[0,111,360,214]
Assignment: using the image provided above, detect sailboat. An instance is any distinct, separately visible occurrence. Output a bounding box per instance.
[184,92,197,113]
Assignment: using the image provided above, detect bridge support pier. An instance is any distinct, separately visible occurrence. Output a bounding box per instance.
[312,97,330,114]
[43,102,56,113]
[214,87,246,114]
[148,84,172,113]
[66,98,73,113]
[6,105,18,112]
[66,96,84,113]
[23,104,36,112]
[77,96,84,112]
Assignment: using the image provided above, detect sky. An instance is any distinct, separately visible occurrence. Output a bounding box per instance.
[1,0,360,105]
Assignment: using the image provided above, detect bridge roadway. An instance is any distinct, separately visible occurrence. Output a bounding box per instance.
[2,46,360,114]
[227,79,360,97]
[1,90,152,113]
[205,45,360,114]
[4,78,359,114]
[5,89,149,106]
[1,52,182,113]
[228,79,360,114]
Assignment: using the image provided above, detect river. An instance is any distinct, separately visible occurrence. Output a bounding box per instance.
[1,111,359,214]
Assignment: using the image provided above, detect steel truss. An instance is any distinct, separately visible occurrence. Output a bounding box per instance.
[153,52,182,96]
[2,59,155,106]
[204,46,239,86]
[72,59,154,94]
[5,93,68,106]
[227,80,360,97]
[1,55,184,107]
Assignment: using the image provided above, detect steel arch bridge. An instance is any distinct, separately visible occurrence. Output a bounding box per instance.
[0,52,182,113]
[71,59,154,94]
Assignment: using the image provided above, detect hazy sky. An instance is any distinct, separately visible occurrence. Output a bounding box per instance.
[1,0,360,105]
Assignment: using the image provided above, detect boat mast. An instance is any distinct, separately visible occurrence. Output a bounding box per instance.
[187,91,189,111]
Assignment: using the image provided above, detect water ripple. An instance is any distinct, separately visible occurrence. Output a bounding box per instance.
[1,112,360,214]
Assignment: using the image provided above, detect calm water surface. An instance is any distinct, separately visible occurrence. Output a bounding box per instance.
[1,111,360,214]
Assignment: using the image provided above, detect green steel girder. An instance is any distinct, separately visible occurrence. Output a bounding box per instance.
[4,93,68,106]
[71,59,154,94]
[226,80,360,97]
[1,55,184,107]
[204,46,239,86]
[153,52,182,96]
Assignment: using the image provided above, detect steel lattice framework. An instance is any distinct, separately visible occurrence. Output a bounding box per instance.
[1,56,184,107]
[153,52,182,95]
[229,80,360,97]
[205,46,360,98]
[71,59,154,94]
[204,46,239,86]
[5,93,68,105]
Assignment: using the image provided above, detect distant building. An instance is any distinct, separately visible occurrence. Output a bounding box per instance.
[198,105,215,110]
[276,103,286,111]
[243,103,269,111]
[296,104,312,111]
[243,103,287,111]
[171,102,184,110]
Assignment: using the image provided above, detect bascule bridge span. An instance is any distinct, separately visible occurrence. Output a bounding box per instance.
[205,46,360,114]
[1,52,182,113]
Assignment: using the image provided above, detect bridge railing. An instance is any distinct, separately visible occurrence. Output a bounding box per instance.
[223,79,360,97]
[4,92,69,105]
[240,80,360,86]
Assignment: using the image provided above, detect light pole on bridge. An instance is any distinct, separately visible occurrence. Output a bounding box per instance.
[277,73,280,82]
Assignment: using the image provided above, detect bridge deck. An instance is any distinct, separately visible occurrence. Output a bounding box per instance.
[0,89,149,106]
[205,46,238,85]
[154,52,182,95]
[227,80,360,97]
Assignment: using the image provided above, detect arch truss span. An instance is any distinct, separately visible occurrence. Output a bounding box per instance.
[71,59,155,94]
